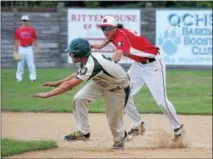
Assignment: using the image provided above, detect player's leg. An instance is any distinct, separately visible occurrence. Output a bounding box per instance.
[127,62,145,96]
[25,47,36,81]
[125,63,145,137]
[104,86,130,149]
[64,81,103,141]
[125,95,146,141]
[16,47,25,82]
[143,57,185,140]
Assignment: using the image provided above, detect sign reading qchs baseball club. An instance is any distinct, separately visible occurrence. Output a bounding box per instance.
[156,9,212,66]
[67,8,140,64]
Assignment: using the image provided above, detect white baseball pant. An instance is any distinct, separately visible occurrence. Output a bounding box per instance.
[16,46,36,81]
[125,54,182,130]
[72,81,130,142]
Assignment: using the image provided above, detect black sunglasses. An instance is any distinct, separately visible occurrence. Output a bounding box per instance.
[100,26,115,32]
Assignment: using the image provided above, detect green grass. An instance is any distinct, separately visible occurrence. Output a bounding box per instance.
[1,138,57,157]
[1,68,212,114]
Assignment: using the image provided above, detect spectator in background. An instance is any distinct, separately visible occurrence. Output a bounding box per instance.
[14,15,39,82]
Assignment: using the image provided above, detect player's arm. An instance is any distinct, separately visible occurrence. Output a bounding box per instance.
[112,50,124,62]
[42,73,77,87]
[14,30,19,54]
[90,39,111,49]
[33,29,39,54]
[33,77,83,98]
[112,36,130,62]
[14,40,19,53]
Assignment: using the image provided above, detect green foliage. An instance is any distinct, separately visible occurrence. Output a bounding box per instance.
[196,1,213,8]
[37,1,57,8]
[109,2,146,8]
[1,138,57,157]
[167,1,213,8]
[1,1,212,8]
[1,68,212,114]
[84,1,100,8]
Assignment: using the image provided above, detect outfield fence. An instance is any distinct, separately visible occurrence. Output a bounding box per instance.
[1,7,212,68]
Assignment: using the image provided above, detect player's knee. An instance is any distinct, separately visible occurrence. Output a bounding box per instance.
[73,95,92,105]
[156,100,167,108]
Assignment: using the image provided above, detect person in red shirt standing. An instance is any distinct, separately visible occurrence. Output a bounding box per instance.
[14,15,39,82]
[91,16,186,142]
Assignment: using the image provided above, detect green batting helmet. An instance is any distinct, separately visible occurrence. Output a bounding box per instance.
[65,38,91,57]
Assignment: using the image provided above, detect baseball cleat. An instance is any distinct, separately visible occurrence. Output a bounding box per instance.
[126,121,145,141]
[64,131,90,141]
[112,131,127,149]
[173,125,186,142]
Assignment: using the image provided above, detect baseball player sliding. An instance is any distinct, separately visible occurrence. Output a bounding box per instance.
[91,16,186,142]
[33,38,131,149]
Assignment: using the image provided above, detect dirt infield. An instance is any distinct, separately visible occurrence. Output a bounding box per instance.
[2,112,212,158]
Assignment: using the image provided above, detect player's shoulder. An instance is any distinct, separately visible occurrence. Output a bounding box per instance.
[115,28,130,39]
[90,53,102,59]
[90,53,110,62]
[118,28,130,33]
[28,26,36,31]
[117,28,126,35]
[84,55,96,68]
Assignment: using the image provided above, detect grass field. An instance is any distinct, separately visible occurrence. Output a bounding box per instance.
[1,138,57,157]
[1,68,212,114]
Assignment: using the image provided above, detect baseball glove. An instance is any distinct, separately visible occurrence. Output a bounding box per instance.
[13,52,20,61]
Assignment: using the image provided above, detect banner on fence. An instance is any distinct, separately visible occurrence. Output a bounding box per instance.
[156,9,212,66]
[67,8,140,63]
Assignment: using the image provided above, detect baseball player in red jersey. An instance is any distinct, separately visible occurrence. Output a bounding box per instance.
[14,15,39,82]
[92,16,186,142]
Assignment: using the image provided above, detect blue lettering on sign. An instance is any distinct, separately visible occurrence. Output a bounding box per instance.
[182,27,212,36]
[178,57,211,64]
[168,12,212,27]
[192,46,212,55]
[184,37,212,45]
[183,13,193,26]
[164,56,176,63]
[168,13,181,26]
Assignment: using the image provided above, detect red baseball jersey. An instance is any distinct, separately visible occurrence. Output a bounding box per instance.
[111,28,159,62]
[15,26,37,46]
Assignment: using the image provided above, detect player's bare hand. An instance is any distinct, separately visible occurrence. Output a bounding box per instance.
[13,52,20,61]
[90,44,102,49]
[43,81,60,87]
[32,92,49,98]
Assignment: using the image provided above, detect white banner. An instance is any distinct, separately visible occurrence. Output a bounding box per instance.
[67,8,141,63]
[156,9,212,66]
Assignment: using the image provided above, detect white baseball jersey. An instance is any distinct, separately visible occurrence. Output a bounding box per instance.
[76,54,130,90]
